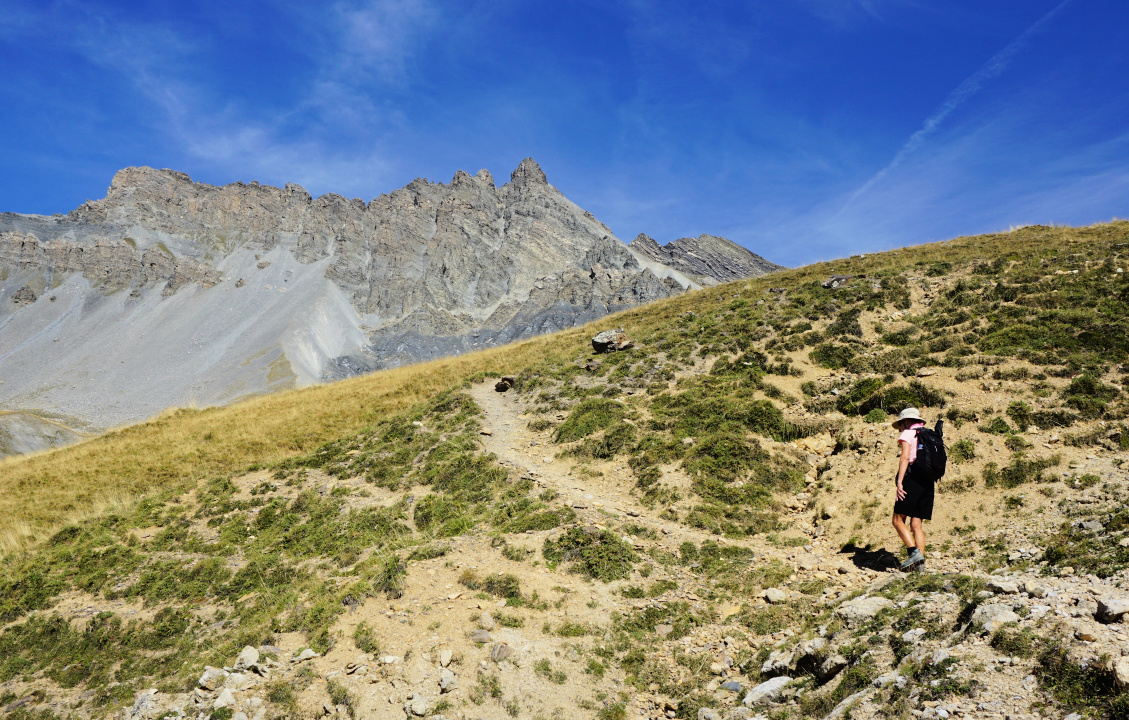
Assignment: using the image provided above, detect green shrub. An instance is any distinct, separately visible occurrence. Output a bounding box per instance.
[568,422,636,459]
[991,626,1035,658]
[882,328,918,346]
[882,380,947,410]
[1006,401,1033,431]
[1005,435,1032,451]
[836,378,886,416]
[1031,409,1077,429]
[949,440,975,464]
[543,528,637,582]
[983,417,1013,434]
[353,621,379,654]
[372,556,406,599]
[864,408,888,423]
[810,343,857,369]
[982,455,1059,489]
[481,573,523,600]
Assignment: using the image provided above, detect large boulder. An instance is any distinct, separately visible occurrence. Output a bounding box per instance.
[1097,597,1129,623]
[234,646,260,671]
[761,649,795,676]
[198,666,227,690]
[818,654,849,681]
[592,328,633,353]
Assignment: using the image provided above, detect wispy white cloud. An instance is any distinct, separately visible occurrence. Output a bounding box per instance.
[333,0,438,84]
[792,0,919,28]
[837,0,1077,213]
[8,0,442,197]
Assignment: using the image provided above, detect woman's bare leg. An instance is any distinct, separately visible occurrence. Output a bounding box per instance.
[910,517,925,552]
[892,513,915,548]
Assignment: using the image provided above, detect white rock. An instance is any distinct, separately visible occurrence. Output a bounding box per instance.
[835,596,894,628]
[971,604,1019,632]
[697,709,721,720]
[987,579,1019,594]
[439,668,458,693]
[295,648,319,662]
[439,649,453,667]
[1115,657,1129,688]
[479,612,495,630]
[213,689,235,710]
[742,676,791,706]
[818,654,849,680]
[761,649,795,676]
[408,696,429,716]
[223,672,252,691]
[1097,597,1129,623]
[763,587,787,604]
[799,637,828,657]
[873,672,902,688]
[198,667,227,690]
[234,646,260,671]
[379,655,401,664]
[901,628,926,643]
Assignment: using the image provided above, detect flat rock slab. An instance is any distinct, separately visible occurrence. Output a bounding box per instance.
[743,676,791,706]
[834,596,894,627]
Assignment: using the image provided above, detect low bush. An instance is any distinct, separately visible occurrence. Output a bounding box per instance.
[543,527,637,582]
[982,454,1060,489]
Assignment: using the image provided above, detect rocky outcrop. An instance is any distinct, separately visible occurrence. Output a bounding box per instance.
[0,231,221,297]
[1,158,779,444]
[629,233,785,284]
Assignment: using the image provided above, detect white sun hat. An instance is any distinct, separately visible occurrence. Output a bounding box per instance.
[892,407,925,428]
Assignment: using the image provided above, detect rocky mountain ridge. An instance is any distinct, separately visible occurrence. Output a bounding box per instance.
[0,159,782,453]
[629,232,785,284]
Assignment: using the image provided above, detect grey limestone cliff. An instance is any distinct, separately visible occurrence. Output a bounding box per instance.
[0,158,780,453]
[628,233,786,285]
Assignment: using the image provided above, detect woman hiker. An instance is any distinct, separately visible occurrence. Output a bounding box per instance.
[891,407,932,571]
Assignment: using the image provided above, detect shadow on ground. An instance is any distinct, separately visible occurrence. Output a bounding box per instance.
[839,542,902,571]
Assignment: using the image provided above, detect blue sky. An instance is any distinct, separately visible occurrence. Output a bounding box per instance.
[2,0,1126,267]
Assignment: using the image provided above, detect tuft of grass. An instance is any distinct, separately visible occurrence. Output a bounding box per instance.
[554,398,628,442]
[1038,640,1129,719]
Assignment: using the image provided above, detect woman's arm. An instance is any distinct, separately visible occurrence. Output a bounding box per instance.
[895,440,912,501]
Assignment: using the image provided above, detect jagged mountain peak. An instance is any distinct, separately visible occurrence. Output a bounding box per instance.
[0,159,703,450]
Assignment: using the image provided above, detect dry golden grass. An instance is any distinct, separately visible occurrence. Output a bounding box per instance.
[0,332,589,555]
[1,220,1123,555]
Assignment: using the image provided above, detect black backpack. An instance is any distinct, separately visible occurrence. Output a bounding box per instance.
[912,421,947,481]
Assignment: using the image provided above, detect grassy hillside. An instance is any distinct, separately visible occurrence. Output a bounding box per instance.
[1,221,1127,720]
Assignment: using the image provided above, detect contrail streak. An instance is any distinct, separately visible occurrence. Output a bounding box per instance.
[840,0,1077,211]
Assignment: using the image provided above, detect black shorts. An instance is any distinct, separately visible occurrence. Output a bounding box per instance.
[893,471,934,521]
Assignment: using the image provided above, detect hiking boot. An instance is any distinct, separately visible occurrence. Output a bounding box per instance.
[899,548,924,572]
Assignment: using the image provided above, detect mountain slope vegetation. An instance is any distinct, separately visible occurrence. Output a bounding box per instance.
[1,221,1127,720]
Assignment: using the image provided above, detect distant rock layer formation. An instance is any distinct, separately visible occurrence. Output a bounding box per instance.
[0,158,783,451]
[628,233,785,285]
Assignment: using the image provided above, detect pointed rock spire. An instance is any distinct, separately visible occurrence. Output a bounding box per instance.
[510,158,547,186]
[475,169,495,188]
